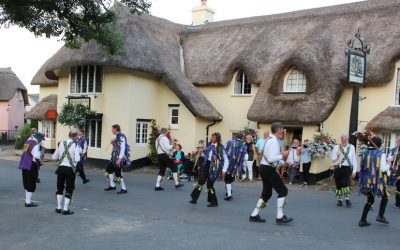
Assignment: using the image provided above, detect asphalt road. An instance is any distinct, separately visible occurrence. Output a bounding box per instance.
[0,159,399,250]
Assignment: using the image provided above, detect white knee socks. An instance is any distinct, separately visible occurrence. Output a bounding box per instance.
[226,184,232,197]
[109,174,116,187]
[156,175,162,187]
[277,197,285,219]
[25,191,32,204]
[57,195,63,209]
[251,198,265,217]
[173,173,179,185]
[63,197,71,211]
[120,177,127,190]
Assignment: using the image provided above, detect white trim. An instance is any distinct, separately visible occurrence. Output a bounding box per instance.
[68,65,103,95]
[232,70,252,95]
[230,94,252,97]
[136,121,149,145]
[394,68,400,105]
[283,68,307,93]
[169,107,179,129]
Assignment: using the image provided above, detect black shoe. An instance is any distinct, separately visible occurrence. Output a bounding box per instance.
[175,183,184,189]
[249,215,266,223]
[224,196,233,201]
[83,179,90,184]
[376,216,389,224]
[61,210,74,215]
[25,202,38,207]
[358,220,371,227]
[117,189,128,194]
[207,203,218,207]
[55,208,61,214]
[104,186,116,191]
[276,215,293,224]
[337,200,343,207]
[154,187,164,191]
[345,200,352,208]
[189,200,197,204]
[36,178,40,183]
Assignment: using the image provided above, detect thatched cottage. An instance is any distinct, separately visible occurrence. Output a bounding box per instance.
[29,0,400,182]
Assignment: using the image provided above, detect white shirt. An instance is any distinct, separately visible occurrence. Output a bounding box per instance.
[287,147,301,165]
[379,152,390,174]
[260,134,283,166]
[116,134,126,159]
[52,139,81,167]
[207,143,229,173]
[156,135,173,155]
[29,137,41,162]
[331,144,358,173]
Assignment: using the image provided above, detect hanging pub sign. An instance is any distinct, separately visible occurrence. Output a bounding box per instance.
[347,50,366,85]
[45,109,58,121]
[67,96,91,109]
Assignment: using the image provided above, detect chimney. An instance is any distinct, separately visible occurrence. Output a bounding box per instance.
[191,0,215,26]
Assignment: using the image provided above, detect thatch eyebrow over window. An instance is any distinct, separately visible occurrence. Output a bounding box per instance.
[283,69,306,93]
[234,70,251,95]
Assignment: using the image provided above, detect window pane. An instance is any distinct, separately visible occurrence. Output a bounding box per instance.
[172,109,179,116]
[143,123,148,143]
[396,69,400,105]
[85,122,90,145]
[90,120,96,147]
[82,65,88,93]
[95,66,103,92]
[171,117,178,124]
[70,67,76,94]
[76,66,82,93]
[234,81,242,94]
[285,69,306,92]
[96,120,102,148]
[88,65,95,93]
[136,123,141,143]
[244,83,251,94]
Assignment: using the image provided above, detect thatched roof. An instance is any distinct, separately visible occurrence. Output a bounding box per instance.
[25,94,57,120]
[32,0,400,123]
[369,106,400,131]
[0,68,28,105]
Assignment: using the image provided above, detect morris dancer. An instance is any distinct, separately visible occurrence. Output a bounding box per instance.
[249,122,292,224]
[18,132,45,207]
[331,133,357,207]
[104,124,129,194]
[76,129,90,184]
[154,128,184,191]
[190,132,228,207]
[387,137,400,208]
[52,129,81,215]
[359,136,391,227]
[224,132,247,201]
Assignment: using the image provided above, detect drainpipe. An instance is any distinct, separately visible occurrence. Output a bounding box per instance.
[206,120,217,144]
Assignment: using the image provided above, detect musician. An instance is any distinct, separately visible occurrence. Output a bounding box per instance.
[154,128,184,191]
[331,133,357,207]
[359,136,391,226]
[387,136,400,208]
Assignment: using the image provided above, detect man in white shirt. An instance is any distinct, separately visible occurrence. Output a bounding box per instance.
[331,133,357,208]
[154,128,184,191]
[249,122,293,224]
[52,129,81,215]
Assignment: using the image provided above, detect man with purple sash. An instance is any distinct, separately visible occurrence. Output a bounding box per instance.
[359,136,391,227]
[190,132,228,207]
[18,133,44,207]
[76,129,90,184]
[224,132,248,201]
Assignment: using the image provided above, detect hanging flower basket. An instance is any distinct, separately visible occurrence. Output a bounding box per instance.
[309,131,337,159]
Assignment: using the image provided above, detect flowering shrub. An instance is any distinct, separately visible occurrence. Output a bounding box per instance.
[309,131,337,159]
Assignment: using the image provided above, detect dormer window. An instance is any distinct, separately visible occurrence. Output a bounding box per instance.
[283,68,306,93]
[70,65,103,94]
[234,70,251,95]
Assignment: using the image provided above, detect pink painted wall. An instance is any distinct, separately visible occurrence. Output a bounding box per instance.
[0,101,9,130]
[0,90,25,131]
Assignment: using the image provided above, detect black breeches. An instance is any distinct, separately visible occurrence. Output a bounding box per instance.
[260,164,288,202]
[77,161,87,180]
[191,161,217,204]
[22,162,38,192]
[157,153,177,176]
[56,166,76,198]
[334,166,351,189]
[224,175,234,184]
[106,161,123,177]
[302,162,311,183]
[396,180,400,207]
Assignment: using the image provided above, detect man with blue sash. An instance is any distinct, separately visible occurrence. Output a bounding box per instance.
[224,132,247,201]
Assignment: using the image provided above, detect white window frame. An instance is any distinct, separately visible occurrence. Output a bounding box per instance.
[69,65,103,95]
[394,68,400,106]
[380,132,393,155]
[233,70,252,96]
[85,119,102,148]
[136,121,149,146]
[41,120,56,139]
[283,68,307,93]
[169,107,179,129]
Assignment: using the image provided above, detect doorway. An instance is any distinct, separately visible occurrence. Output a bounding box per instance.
[283,127,303,149]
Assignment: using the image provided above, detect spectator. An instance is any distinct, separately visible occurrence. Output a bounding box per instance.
[300,139,312,187]
[287,139,301,185]
[243,134,257,182]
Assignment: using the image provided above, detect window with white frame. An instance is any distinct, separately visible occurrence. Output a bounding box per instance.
[169,105,179,129]
[234,70,251,95]
[381,132,391,155]
[283,69,307,93]
[70,65,103,94]
[85,119,102,148]
[41,121,56,139]
[136,121,149,145]
[395,68,400,105]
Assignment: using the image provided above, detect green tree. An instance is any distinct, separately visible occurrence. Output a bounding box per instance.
[0,0,151,55]
[57,103,96,129]
[15,125,32,149]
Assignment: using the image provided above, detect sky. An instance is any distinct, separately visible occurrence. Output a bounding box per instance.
[0,0,364,94]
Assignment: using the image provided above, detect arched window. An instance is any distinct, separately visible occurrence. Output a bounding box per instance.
[283,69,307,93]
[234,70,251,95]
